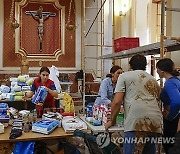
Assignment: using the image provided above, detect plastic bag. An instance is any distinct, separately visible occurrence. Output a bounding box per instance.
[13,141,35,154]
[32,86,48,105]
[62,92,74,113]
[49,65,62,93]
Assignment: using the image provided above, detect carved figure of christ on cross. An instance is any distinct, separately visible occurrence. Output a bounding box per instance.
[25,6,56,52]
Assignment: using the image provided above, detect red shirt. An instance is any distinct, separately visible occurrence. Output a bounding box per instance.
[31,78,56,107]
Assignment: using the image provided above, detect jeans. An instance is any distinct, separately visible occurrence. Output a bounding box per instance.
[124,131,158,154]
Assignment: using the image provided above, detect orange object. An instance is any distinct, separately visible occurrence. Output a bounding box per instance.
[55,149,64,154]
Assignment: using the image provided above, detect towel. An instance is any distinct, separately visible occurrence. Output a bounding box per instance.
[14,96,23,101]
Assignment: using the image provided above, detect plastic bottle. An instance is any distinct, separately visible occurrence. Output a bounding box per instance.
[23,115,29,132]
[86,105,93,117]
[116,113,124,127]
[33,109,37,122]
[23,122,30,132]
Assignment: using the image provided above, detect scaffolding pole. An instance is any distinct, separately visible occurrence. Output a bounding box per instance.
[159,0,166,153]
[85,0,107,37]
[164,36,180,41]
[82,0,106,115]
[160,0,165,60]
[82,0,86,115]
[166,7,180,12]
[159,0,166,92]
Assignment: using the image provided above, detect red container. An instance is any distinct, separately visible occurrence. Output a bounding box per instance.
[114,37,140,52]
[36,105,43,118]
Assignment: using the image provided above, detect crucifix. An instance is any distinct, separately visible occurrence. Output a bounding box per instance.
[25,6,56,52]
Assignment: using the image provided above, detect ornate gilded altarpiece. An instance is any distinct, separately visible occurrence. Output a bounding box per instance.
[3,0,75,67]
[15,0,65,61]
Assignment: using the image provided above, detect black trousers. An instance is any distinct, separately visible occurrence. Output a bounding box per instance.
[163,116,179,154]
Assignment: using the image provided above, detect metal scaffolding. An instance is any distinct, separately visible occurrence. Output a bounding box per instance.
[82,0,107,114]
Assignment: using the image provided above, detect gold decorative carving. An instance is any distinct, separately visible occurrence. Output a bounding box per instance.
[15,0,65,61]
[66,0,76,31]
[152,0,167,3]
[21,56,29,75]
[9,0,19,29]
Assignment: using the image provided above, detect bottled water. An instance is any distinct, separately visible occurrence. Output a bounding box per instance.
[116,113,124,127]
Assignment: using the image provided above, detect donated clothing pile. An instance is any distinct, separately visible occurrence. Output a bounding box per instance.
[10,75,33,101]
[0,122,4,133]
[0,85,10,93]
[9,119,23,139]
[42,112,63,127]
[0,75,34,101]
[0,103,9,128]
[0,85,11,100]
[62,116,87,133]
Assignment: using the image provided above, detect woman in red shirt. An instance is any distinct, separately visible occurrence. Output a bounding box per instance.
[24,67,58,115]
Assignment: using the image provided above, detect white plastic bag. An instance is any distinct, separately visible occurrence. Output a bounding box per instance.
[49,65,62,93]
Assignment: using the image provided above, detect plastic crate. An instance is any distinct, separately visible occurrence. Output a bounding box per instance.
[114,37,139,52]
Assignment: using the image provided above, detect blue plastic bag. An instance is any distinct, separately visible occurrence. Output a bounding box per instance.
[13,141,35,154]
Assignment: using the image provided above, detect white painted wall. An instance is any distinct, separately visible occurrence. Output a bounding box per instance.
[120,0,131,72]
[149,1,159,43]
[75,0,82,70]
[171,0,180,67]
[136,0,151,74]
[83,0,114,78]
[121,0,151,72]
[135,0,149,46]
[103,0,113,77]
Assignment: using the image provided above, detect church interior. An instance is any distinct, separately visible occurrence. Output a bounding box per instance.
[0,0,180,153]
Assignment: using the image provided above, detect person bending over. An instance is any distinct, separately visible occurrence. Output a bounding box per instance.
[105,54,163,154]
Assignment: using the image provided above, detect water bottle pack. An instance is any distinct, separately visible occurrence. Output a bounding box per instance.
[0,103,9,123]
[31,86,48,105]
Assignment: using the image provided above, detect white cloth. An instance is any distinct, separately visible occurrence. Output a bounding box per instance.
[11,81,18,87]
[1,85,10,93]
[49,65,61,93]
[22,86,31,91]
[9,77,18,82]
[11,85,21,92]
[62,116,87,133]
